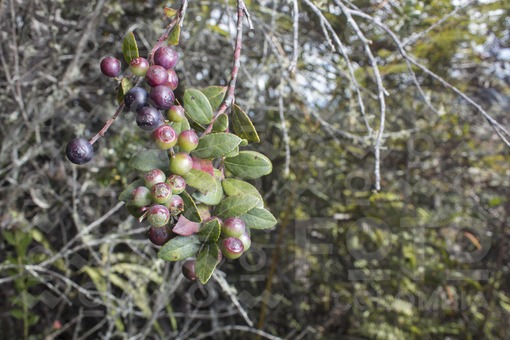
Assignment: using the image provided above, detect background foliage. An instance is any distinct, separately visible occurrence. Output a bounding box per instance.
[1,0,509,338]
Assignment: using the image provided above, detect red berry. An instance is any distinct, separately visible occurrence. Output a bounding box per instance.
[149,85,175,110]
[154,46,178,69]
[153,125,177,150]
[148,225,174,246]
[145,65,168,87]
[166,69,179,90]
[221,237,244,259]
[182,259,197,280]
[222,217,246,238]
[100,56,121,77]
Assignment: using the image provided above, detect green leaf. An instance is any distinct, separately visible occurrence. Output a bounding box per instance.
[192,133,242,159]
[158,235,201,261]
[184,169,217,194]
[193,176,223,205]
[232,105,260,143]
[172,119,191,136]
[184,89,213,125]
[196,244,220,284]
[119,178,145,202]
[168,25,180,45]
[164,7,178,17]
[224,146,239,158]
[214,194,260,219]
[222,178,263,208]
[181,191,202,222]
[128,149,168,172]
[197,218,221,243]
[240,208,277,230]
[201,86,227,111]
[122,31,139,64]
[117,78,133,105]
[224,151,272,179]
[212,113,229,132]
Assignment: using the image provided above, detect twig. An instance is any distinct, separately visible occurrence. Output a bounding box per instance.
[288,0,299,73]
[278,80,291,178]
[213,271,254,327]
[89,103,125,145]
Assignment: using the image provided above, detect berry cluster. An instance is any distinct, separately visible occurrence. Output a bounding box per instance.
[66,6,276,284]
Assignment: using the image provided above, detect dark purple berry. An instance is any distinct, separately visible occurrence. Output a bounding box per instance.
[153,125,177,150]
[100,56,121,77]
[166,69,179,90]
[136,106,164,131]
[167,105,186,122]
[149,85,175,110]
[151,182,172,204]
[124,86,148,112]
[222,217,246,238]
[166,175,186,194]
[129,57,149,76]
[178,130,199,152]
[144,169,166,189]
[164,195,184,216]
[169,152,193,176]
[66,138,94,164]
[221,237,244,259]
[154,46,178,69]
[182,259,197,280]
[147,204,170,227]
[145,65,168,87]
[131,186,152,207]
[148,225,174,246]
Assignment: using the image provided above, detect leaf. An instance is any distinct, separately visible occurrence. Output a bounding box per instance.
[184,89,213,125]
[212,113,229,132]
[119,178,145,202]
[240,208,277,230]
[232,105,260,143]
[158,235,201,261]
[172,119,191,136]
[164,7,177,17]
[197,218,221,243]
[222,178,263,208]
[201,86,227,111]
[191,156,214,176]
[129,149,168,172]
[173,215,200,236]
[191,133,242,159]
[181,191,202,222]
[224,146,239,158]
[196,244,220,284]
[193,176,223,206]
[117,78,133,105]
[184,169,217,194]
[224,151,272,179]
[168,25,180,45]
[214,194,260,219]
[122,31,139,64]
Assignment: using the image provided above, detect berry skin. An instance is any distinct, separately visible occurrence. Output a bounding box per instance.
[100,56,121,77]
[129,57,149,76]
[222,217,246,238]
[154,46,178,69]
[149,85,175,110]
[178,130,199,152]
[148,225,174,246]
[145,65,168,87]
[166,69,179,90]
[167,105,186,122]
[136,106,164,131]
[131,186,152,207]
[124,87,148,112]
[182,259,197,281]
[144,169,166,189]
[221,237,244,259]
[151,182,173,204]
[238,232,251,252]
[66,138,94,164]
[153,125,177,150]
[169,152,193,176]
[164,195,184,216]
[147,205,171,227]
[166,175,186,194]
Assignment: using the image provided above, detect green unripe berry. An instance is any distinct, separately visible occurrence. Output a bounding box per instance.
[164,195,184,216]
[144,169,166,189]
[238,232,251,252]
[129,57,150,76]
[131,186,152,207]
[222,217,246,238]
[147,205,170,227]
[169,152,193,176]
[151,182,172,204]
[220,237,244,259]
[166,175,186,194]
[178,130,199,152]
[167,105,186,122]
[153,125,177,150]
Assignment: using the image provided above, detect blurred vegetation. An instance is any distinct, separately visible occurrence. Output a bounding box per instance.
[1,0,509,339]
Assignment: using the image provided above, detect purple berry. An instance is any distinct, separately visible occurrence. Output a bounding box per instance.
[151,182,173,204]
[154,46,178,69]
[166,175,186,194]
[144,169,166,189]
[221,237,244,259]
[124,86,148,112]
[166,69,179,90]
[66,138,94,164]
[136,106,164,131]
[145,65,168,87]
[100,56,121,77]
[149,85,175,110]
[153,125,177,150]
[147,205,171,227]
[222,217,246,238]
[131,186,152,207]
[178,130,199,152]
[167,105,186,122]
[148,225,174,246]
[129,57,149,76]
[169,152,193,176]
[182,259,197,280]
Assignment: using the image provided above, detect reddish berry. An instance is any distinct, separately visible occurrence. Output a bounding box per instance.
[182,259,197,280]
[151,182,173,204]
[222,217,246,238]
[153,125,177,150]
[100,56,121,77]
[154,46,178,69]
[129,57,149,76]
[148,225,174,246]
[144,169,166,189]
[147,205,170,227]
[221,237,244,259]
[166,69,179,90]
[145,65,168,87]
[149,85,175,110]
